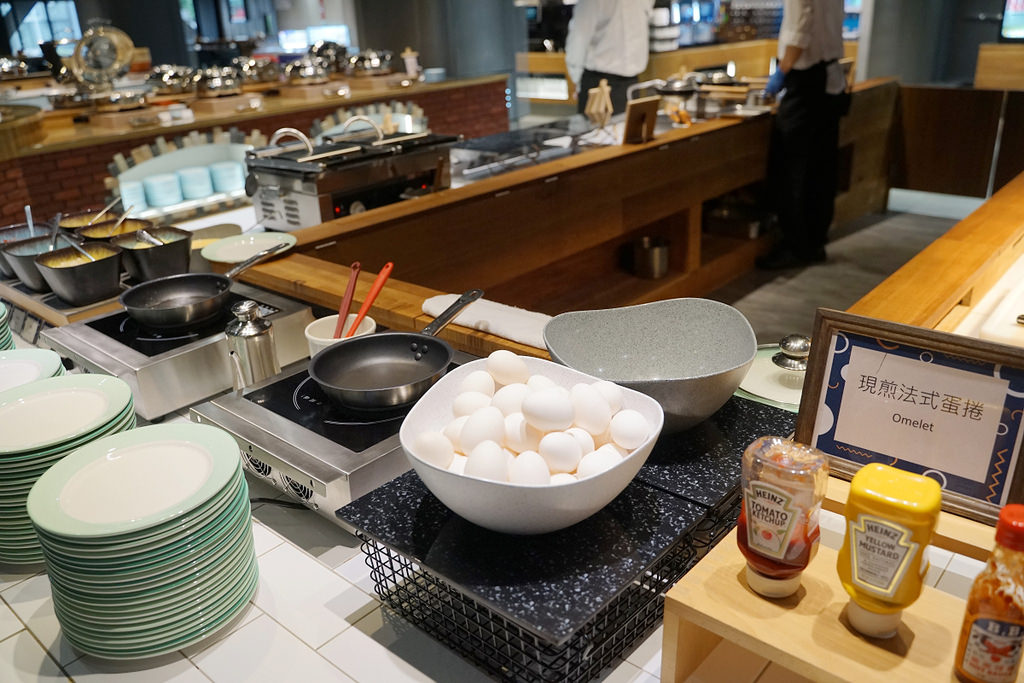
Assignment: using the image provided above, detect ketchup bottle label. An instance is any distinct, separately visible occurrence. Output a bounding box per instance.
[743,481,798,560]
[848,514,918,598]
[960,617,1024,683]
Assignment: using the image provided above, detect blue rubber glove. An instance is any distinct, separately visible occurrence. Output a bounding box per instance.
[765,69,786,96]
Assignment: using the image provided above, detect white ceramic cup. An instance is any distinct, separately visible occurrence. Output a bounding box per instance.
[305,313,376,357]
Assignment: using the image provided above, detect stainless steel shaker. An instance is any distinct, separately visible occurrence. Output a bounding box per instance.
[226,299,281,390]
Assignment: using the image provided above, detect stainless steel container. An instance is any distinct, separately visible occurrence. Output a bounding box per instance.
[632,236,670,279]
[226,299,281,390]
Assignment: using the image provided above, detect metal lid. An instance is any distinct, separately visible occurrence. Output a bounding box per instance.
[231,299,262,322]
[771,334,810,371]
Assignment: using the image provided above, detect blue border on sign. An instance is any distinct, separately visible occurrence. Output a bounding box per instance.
[814,330,1024,504]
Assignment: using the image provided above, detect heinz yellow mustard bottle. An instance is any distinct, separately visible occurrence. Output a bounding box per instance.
[837,463,942,638]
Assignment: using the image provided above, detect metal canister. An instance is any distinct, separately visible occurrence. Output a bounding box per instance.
[226,300,281,390]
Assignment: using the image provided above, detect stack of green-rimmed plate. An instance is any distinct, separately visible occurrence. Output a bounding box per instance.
[0,375,135,564]
[0,349,66,393]
[27,423,257,659]
[0,303,13,350]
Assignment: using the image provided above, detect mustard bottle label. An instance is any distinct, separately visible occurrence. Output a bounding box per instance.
[744,481,798,560]
[960,617,1024,683]
[848,514,918,598]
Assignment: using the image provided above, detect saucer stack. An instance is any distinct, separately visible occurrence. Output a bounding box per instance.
[0,375,135,564]
[0,349,66,393]
[142,173,184,208]
[0,303,13,350]
[27,423,257,659]
[177,166,214,200]
[209,161,245,193]
[118,181,149,212]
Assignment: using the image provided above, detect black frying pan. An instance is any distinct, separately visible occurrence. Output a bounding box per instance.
[119,242,288,329]
[309,289,484,410]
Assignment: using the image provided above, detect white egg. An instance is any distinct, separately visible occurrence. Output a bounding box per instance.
[508,450,550,485]
[464,440,509,482]
[459,370,496,397]
[504,412,541,453]
[460,406,505,453]
[491,382,529,416]
[453,390,493,418]
[577,447,624,479]
[570,383,612,436]
[412,431,455,469]
[522,388,574,432]
[448,454,468,475]
[443,415,469,453]
[526,373,557,392]
[610,409,649,450]
[596,442,629,459]
[564,427,595,455]
[591,380,623,413]
[549,472,578,486]
[487,350,530,386]
[538,431,583,474]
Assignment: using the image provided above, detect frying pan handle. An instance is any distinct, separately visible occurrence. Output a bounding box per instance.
[224,241,289,279]
[421,289,484,337]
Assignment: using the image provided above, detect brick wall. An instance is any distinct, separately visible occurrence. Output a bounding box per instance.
[1,80,510,226]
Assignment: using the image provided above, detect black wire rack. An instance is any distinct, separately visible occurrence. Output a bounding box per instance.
[357,489,742,683]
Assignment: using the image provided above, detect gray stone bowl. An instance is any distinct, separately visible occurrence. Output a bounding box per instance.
[544,298,757,432]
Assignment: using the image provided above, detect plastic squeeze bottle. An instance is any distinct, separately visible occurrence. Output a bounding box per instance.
[837,463,941,638]
[954,504,1024,683]
[736,436,829,598]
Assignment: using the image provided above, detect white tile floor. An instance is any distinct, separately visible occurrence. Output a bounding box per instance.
[0,328,993,682]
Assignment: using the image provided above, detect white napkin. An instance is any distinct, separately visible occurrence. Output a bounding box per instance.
[422,295,552,350]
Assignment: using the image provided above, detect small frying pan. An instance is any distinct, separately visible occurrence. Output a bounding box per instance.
[119,241,288,329]
[309,289,483,410]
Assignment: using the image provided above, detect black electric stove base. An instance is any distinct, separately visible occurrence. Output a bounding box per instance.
[337,396,796,682]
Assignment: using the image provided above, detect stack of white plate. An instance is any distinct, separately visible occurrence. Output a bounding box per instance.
[0,375,135,564]
[0,349,65,392]
[0,303,13,350]
[143,173,184,208]
[27,423,257,659]
[177,166,214,200]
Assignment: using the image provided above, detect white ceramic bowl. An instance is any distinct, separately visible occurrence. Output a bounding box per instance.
[544,298,756,432]
[399,356,664,535]
[304,314,376,357]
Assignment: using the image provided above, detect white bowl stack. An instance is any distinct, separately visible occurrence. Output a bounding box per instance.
[27,422,256,659]
[209,161,245,193]
[177,166,214,200]
[143,173,185,208]
[0,349,66,393]
[118,180,149,212]
[0,303,13,350]
[0,375,135,564]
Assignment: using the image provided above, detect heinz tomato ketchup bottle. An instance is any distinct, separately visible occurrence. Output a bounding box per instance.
[737,436,829,598]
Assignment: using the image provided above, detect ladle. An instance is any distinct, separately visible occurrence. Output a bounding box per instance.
[24,206,34,236]
[87,196,123,225]
[54,232,96,262]
[105,206,135,237]
[136,228,165,247]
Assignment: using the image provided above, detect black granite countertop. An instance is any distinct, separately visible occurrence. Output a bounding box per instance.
[336,395,795,644]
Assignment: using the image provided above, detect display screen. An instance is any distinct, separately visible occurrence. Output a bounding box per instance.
[307,24,350,46]
[1004,0,1024,40]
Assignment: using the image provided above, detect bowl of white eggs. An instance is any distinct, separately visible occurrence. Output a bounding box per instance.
[399,351,665,535]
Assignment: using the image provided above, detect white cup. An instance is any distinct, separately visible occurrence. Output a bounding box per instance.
[305,313,376,357]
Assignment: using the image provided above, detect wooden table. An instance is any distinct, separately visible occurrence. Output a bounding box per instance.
[661,529,986,683]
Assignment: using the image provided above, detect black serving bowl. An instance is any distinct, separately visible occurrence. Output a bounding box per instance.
[35,243,123,306]
[0,223,44,279]
[1,234,72,292]
[111,226,192,282]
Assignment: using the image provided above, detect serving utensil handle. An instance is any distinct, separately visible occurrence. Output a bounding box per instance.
[420,288,484,337]
[223,241,289,279]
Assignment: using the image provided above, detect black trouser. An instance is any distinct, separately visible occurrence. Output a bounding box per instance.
[577,70,638,115]
[768,61,845,259]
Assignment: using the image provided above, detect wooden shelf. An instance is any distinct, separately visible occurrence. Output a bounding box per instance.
[662,530,990,683]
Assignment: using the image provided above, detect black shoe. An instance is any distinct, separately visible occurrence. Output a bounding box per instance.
[756,247,805,270]
[806,247,827,264]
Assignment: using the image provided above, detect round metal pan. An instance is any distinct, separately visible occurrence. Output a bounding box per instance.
[119,241,288,329]
[309,289,483,410]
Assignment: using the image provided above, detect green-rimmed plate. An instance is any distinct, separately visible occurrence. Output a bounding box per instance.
[0,408,135,466]
[0,350,64,393]
[32,464,243,551]
[200,231,296,264]
[0,375,132,455]
[28,423,240,538]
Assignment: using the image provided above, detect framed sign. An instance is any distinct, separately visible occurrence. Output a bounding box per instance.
[623,95,660,144]
[795,309,1024,524]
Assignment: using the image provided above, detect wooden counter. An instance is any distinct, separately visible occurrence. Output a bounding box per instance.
[0,74,509,226]
[235,77,897,325]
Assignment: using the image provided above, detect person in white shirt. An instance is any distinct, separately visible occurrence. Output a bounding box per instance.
[564,0,655,115]
[756,0,848,270]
